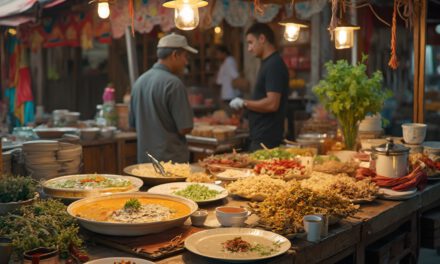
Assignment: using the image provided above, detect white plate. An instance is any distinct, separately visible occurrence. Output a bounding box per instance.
[378,188,418,200]
[215,169,255,181]
[85,257,154,264]
[185,228,291,263]
[148,182,228,204]
[43,174,144,200]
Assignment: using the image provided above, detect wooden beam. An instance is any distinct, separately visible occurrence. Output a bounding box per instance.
[413,0,427,123]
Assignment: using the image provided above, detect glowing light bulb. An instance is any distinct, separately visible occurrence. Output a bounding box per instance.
[214,26,222,34]
[97,2,110,19]
[337,29,348,45]
[175,4,199,30]
[7,28,17,35]
[284,23,301,42]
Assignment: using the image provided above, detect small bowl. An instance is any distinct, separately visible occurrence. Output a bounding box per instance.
[100,126,117,139]
[190,210,208,226]
[215,206,250,227]
[402,123,427,145]
[80,128,100,141]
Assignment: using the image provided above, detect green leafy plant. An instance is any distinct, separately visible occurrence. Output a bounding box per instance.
[0,175,38,203]
[0,199,83,259]
[313,55,392,149]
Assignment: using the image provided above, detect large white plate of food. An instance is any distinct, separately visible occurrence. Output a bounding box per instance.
[85,257,154,264]
[123,162,191,185]
[67,192,198,236]
[148,182,228,204]
[43,174,143,200]
[184,227,291,263]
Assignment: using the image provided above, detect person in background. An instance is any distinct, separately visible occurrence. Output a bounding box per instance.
[215,45,241,106]
[130,33,197,163]
[229,23,289,151]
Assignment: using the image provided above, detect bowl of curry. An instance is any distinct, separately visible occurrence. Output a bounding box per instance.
[67,192,198,236]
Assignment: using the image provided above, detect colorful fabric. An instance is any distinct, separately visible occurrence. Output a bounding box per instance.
[4,36,35,126]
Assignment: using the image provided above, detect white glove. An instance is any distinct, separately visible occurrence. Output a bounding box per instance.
[229,97,244,110]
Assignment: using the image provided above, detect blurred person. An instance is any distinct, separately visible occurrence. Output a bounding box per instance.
[215,45,240,106]
[229,23,289,151]
[130,33,197,163]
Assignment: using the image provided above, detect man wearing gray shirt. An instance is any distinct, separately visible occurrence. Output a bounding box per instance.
[130,33,197,163]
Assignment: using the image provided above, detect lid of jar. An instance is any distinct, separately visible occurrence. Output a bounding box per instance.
[373,138,410,156]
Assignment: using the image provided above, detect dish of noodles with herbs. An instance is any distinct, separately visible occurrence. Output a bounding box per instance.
[71,197,191,223]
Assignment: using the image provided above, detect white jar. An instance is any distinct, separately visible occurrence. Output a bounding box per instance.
[372,138,410,178]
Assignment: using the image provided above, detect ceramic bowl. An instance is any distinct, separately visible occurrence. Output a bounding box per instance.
[402,123,427,145]
[80,128,100,141]
[215,206,250,227]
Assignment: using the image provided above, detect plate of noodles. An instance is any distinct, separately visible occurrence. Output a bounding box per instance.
[124,162,191,185]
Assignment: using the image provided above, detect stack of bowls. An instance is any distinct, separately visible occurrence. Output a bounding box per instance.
[22,141,83,180]
[58,143,82,175]
[22,140,61,180]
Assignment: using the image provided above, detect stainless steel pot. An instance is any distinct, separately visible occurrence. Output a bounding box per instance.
[372,138,410,178]
[296,133,329,155]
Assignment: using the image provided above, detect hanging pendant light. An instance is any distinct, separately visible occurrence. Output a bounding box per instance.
[279,2,308,42]
[163,0,208,31]
[279,17,308,42]
[333,19,360,49]
[89,0,111,19]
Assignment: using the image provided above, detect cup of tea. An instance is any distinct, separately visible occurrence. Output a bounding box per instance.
[215,206,251,227]
[23,247,59,264]
[303,215,323,242]
[191,210,208,227]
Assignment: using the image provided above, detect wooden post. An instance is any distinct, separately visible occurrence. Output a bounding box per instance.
[0,140,3,175]
[125,27,139,88]
[413,0,427,123]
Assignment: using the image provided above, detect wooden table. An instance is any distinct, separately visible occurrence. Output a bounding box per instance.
[87,181,440,264]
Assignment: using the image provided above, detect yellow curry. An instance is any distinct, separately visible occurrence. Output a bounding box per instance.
[72,197,190,223]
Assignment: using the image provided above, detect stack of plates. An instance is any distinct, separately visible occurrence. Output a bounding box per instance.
[22,140,83,180]
[57,143,82,175]
[23,140,60,180]
[378,188,418,200]
[2,151,12,174]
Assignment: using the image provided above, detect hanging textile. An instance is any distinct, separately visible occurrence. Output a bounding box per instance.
[4,36,35,127]
[285,0,327,19]
[210,0,225,27]
[42,17,66,48]
[255,4,280,23]
[224,0,250,28]
[63,14,81,47]
[108,0,283,38]
[110,0,131,38]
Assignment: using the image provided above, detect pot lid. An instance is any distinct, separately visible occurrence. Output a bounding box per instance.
[373,138,410,155]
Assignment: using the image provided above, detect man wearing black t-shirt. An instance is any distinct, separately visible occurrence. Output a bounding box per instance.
[230,23,289,151]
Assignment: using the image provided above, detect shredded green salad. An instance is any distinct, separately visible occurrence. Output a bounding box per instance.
[47,175,132,190]
[173,184,221,201]
[251,148,294,160]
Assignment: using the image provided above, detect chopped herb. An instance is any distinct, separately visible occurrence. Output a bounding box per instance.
[124,198,141,211]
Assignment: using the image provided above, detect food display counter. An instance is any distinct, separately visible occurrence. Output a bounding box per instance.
[84,180,440,264]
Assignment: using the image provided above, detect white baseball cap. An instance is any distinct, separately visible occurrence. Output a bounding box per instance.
[157,33,198,54]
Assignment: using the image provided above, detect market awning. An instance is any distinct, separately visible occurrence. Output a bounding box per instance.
[0,0,65,25]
